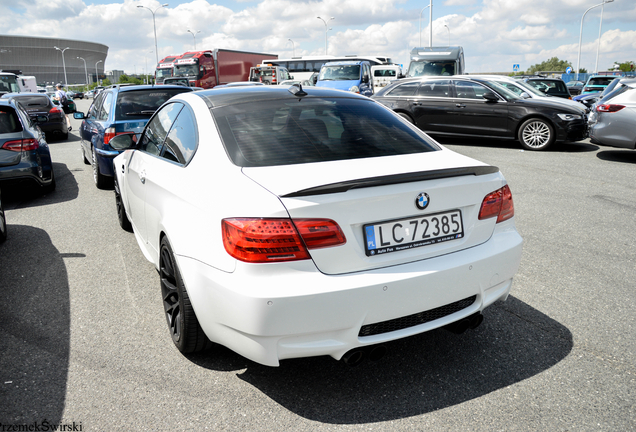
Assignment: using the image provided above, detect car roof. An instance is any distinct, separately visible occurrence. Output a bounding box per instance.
[190,86,370,109]
[323,61,368,66]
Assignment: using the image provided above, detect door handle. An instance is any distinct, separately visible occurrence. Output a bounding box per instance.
[139,170,146,184]
[456,104,466,108]
[412,101,422,106]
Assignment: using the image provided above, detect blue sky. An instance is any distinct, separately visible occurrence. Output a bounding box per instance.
[2,0,635,75]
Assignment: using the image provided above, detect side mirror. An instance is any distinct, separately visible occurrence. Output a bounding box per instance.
[73,112,86,120]
[109,133,137,150]
[482,92,499,102]
[520,92,531,99]
[362,76,369,84]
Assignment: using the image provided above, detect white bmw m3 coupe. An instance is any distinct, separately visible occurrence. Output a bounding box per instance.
[110,85,523,367]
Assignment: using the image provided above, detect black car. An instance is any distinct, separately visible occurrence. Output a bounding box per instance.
[566,80,585,96]
[0,99,55,192]
[2,92,68,140]
[372,76,587,151]
[521,77,572,99]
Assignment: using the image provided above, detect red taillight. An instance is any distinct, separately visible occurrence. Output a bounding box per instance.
[596,104,625,113]
[104,127,117,145]
[49,106,62,114]
[293,219,346,249]
[478,185,514,223]
[221,218,346,263]
[1,138,39,152]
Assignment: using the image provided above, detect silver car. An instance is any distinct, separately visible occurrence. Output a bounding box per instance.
[589,83,636,150]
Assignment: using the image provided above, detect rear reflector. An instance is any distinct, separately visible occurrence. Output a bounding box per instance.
[222,218,346,263]
[1,138,39,152]
[596,104,625,113]
[478,185,514,223]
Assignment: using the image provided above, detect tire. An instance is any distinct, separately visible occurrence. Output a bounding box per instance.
[0,199,7,244]
[92,146,110,189]
[398,112,414,123]
[114,176,132,232]
[518,118,555,151]
[159,237,212,353]
[42,170,56,194]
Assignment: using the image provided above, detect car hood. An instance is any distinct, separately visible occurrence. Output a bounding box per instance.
[513,97,586,114]
[316,80,360,91]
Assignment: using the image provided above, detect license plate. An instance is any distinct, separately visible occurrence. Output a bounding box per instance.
[363,210,464,256]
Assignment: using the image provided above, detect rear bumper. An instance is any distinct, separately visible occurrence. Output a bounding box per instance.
[177,220,523,366]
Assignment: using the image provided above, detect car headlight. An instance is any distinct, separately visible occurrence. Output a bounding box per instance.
[557,113,582,121]
[348,86,360,93]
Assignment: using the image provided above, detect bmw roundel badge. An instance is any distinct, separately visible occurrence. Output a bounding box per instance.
[415,192,430,210]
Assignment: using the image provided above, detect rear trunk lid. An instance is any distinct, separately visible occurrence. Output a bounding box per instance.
[243,149,506,275]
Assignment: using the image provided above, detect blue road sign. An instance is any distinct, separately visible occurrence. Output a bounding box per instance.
[513,64,520,72]
[566,67,573,74]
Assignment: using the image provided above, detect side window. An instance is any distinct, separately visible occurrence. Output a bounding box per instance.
[454,81,489,100]
[387,82,419,97]
[417,80,450,97]
[98,92,113,120]
[162,106,197,165]
[138,102,183,156]
[89,94,104,119]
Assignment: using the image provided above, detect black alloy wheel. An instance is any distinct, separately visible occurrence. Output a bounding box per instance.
[518,118,555,151]
[159,237,212,353]
[114,177,132,232]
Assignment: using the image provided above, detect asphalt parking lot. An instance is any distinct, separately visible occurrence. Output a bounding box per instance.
[1,98,634,431]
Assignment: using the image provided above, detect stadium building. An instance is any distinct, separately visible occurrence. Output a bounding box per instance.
[0,35,108,86]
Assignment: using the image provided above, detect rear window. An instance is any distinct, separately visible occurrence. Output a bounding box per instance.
[115,88,191,120]
[213,97,439,167]
[13,96,51,109]
[0,107,22,133]
[588,77,615,87]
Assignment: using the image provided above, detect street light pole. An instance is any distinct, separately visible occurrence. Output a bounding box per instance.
[137,3,169,65]
[594,2,609,73]
[419,5,431,47]
[444,24,450,47]
[95,60,103,85]
[54,46,69,89]
[187,30,200,50]
[317,17,334,55]
[288,38,295,57]
[77,57,88,86]
[576,0,614,80]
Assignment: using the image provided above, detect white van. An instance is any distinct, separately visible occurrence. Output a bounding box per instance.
[17,76,38,93]
[371,65,402,92]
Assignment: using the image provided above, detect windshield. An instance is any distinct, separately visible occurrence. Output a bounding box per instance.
[408,61,455,77]
[156,68,172,79]
[515,81,545,97]
[213,97,439,167]
[174,64,198,77]
[479,79,521,101]
[0,75,20,94]
[319,65,361,81]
